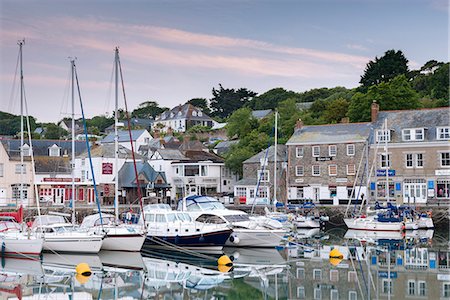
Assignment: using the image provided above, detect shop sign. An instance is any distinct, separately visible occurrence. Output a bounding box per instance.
[376,169,396,176]
[378,271,397,279]
[336,178,348,183]
[316,157,333,161]
[102,163,113,175]
[43,178,80,182]
[436,169,450,176]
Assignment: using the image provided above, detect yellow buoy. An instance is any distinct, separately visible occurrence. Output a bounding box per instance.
[329,248,343,259]
[218,264,233,273]
[329,257,343,266]
[75,262,92,285]
[217,255,233,266]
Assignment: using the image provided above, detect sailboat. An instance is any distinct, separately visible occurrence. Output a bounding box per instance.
[0,40,44,257]
[79,47,146,251]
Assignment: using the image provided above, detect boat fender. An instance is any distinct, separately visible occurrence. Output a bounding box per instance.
[229,234,240,244]
[217,255,233,267]
[231,251,239,261]
[75,263,92,284]
[1,241,4,257]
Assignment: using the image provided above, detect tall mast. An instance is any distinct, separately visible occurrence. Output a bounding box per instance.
[71,58,76,224]
[18,40,24,207]
[385,118,389,202]
[273,110,278,210]
[114,47,119,220]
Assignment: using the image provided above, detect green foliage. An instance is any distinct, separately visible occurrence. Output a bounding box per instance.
[186,98,211,114]
[0,111,37,136]
[360,49,409,89]
[323,98,350,123]
[277,98,303,143]
[297,87,348,103]
[85,115,114,133]
[210,84,257,119]
[224,144,254,177]
[44,123,68,139]
[131,101,168,119]
[226,107,258,139]
[186,125,210,134]
[348,75,421,122]
[247,87,300,110]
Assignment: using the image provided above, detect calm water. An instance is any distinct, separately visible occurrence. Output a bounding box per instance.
[0,227,448,300]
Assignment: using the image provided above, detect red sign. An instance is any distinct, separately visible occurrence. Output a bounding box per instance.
[43,178,80,182]
[102,163,113,175]
[103,184,110,196]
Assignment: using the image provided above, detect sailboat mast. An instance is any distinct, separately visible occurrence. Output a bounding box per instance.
[71,59,76,224]
[385,118,389,202]
[18,39,24,207]
[114,47,119,220]
[273,110,278,208]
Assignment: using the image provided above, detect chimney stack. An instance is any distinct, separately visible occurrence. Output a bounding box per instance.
[153,128,160,139]
[371,101,379,122]
[295,119,303,130]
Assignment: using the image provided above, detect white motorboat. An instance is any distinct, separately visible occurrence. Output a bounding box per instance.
[179,196,287,247]
[80,213,146,252]
[344,214,404,231]
[32,215,103,253]
[140,204,232,250]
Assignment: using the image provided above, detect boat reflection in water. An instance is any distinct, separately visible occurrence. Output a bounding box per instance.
[0,227,448,299]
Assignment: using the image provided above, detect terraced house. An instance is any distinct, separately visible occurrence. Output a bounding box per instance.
[370,105,450,205]
[286,120,371,205]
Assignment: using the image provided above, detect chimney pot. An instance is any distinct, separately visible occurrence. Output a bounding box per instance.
[371,101,379,122]
[295,119,303,130]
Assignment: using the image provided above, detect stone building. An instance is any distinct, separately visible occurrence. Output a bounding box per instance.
[286,120,371,204]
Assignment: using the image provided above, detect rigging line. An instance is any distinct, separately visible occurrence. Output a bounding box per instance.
[73,61,103,225]
[354,245,369,298]
[103,59,115,116]
[7,48,20,113]
[117,54,145,221]
[59,64,72,119]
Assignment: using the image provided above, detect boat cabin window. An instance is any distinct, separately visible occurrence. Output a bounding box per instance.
[196,214,226,224]
[176,213,192,222]
[94,216,115,226]
[166,213,178,222]
[223,214,250,222]
[156,214,166,223]
[145,214,155,222]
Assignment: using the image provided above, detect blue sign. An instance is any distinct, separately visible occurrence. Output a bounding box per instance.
[428,180,435,189]
[395,182,401,191]
[378,271,397,279]
[370,182,376,190]
[376,169,396,177]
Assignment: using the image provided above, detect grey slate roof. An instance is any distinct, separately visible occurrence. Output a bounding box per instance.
[286,123,371,145]
[234,178,258,186]
[374,108,449,143]
[243,145,287,164]
[183,150,224,163]
[251,110,272,119]
[78,143,143,159]
[1,139,88,157]
[154,149,187,160]
[101,129,148,143]
[118,162,169,188]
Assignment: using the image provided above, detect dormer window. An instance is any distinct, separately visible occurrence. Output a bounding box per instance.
[437,127,450,140]
[198,111,203,116]
[376,129,391,142]
[192,110,197,117]
[402,128,424,141]
[21,144,31,156]
[177,111,182,116]
[170,112,174,118]
[49,144,61,157]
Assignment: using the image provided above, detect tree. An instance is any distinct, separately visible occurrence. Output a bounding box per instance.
[186,98,211,114]
[86,115,114,133]
[247,88,300,110]
[323,98,350,123]
[0,111,37,136]
[360,50,409,89]
[348,75,421,122]
[277,98,303,144]
[225,145,254,178]
[131,101,168,119]
[226,107,257,139]
[44,123,68,139]
[209,84,257,119]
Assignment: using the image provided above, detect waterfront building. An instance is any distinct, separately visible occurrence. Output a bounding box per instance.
[370,104,450,205]
[0,140,34,206]
[100,129,152,152]
[286,120,370,205]
[234,145,287,205]
[153,104,217,133]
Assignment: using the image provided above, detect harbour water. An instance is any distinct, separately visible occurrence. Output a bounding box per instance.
[0,225,448,299]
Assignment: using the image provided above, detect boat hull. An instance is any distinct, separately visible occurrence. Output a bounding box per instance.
[0,236,43,257]
[145,229,232,250]
[43,237,103,253]
[417,217,434,229]
[225,229,286,247]
[102,233,146,251]
[344,218,403,231]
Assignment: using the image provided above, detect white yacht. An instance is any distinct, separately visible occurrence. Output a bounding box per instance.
[140,204,232,250]
[0,221,43,257]
[80,213,146,252]
[32,215,103,253]
[178,196,287,247]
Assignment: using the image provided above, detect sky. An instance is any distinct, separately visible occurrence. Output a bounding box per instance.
[0,0,448,123]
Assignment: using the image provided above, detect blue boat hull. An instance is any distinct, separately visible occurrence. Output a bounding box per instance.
[144,229,232,248]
